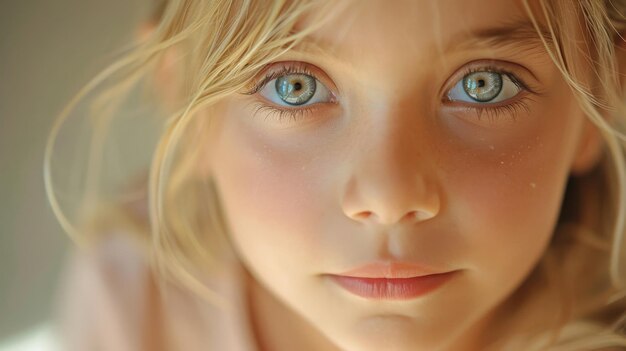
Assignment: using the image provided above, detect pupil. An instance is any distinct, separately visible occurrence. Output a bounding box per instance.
[293,82,302,91]
[477,79,485,88]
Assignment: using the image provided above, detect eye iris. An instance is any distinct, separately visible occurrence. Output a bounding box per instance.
[462,71,502,102]
[275,74,316,105]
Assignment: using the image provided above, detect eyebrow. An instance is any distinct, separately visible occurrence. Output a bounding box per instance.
[288,18,553,62]
[444,18,553,54]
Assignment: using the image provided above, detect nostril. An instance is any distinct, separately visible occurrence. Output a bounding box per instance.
[353,211,373,220]
[350,210,435,225]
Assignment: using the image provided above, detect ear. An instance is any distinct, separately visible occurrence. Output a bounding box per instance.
[570,29,626,175]
[137,23,216,179]
[570,117,604,176]
[136,22,183,113]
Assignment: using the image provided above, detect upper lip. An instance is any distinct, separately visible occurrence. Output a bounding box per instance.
[334,260,448,279]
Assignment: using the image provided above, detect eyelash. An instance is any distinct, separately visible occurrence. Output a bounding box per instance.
[448,65,538,124]
[244,63,539,124]
[243,63,327,123]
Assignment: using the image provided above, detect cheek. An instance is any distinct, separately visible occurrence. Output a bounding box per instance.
[209,110,330,280]
[437,109,582,291]
[449,151,561,266]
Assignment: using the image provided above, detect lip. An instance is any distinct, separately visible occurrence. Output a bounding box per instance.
[337,261,444,279]
[328,261,457,300]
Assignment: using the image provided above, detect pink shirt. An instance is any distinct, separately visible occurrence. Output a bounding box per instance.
[55,234,259,351]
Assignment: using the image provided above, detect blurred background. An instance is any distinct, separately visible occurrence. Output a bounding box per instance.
[0,1,151,348]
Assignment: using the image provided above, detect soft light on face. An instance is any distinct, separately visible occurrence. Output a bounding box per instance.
[205,0,592,350]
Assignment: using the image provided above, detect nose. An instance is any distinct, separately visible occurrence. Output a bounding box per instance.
[342,173,440,226]
[341,125,441,227]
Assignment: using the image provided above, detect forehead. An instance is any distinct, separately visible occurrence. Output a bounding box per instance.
[293,0,556,65]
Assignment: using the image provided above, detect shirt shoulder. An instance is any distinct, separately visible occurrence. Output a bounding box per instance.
[55,233,258,351]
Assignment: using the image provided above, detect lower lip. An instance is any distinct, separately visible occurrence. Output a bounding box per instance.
[328,271,457,300]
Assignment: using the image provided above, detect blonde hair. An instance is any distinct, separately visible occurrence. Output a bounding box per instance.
[45,0,626,349]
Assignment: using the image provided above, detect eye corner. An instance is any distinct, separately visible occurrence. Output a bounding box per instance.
[441,91,455,104]
[240,85,258,96]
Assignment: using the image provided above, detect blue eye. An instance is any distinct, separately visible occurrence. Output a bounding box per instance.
[275,74,316,105]
[448,71,522,104]
[259,73,332,107]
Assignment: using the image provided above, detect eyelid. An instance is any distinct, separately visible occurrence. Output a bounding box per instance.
[243,61,339,99]
[440,59,542,103]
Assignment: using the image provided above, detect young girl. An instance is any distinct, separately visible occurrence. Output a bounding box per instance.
[46,0,626,350]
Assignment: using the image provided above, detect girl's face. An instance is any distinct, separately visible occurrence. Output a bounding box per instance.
[204,0,599,350]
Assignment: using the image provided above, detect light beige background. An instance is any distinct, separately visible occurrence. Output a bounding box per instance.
[0,0,150,340]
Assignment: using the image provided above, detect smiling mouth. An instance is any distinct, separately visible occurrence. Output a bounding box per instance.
[327,272,457,300]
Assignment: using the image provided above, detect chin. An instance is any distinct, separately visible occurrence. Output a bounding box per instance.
[336,335,444,351]
[329,317,453,351]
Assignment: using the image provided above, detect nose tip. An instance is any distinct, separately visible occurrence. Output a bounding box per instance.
[342,178,441,226]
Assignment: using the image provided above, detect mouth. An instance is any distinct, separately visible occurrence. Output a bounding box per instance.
[327,261,458,300]
[327,272,457,300]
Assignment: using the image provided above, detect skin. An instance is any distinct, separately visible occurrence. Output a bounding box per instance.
[194,0,606,350]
